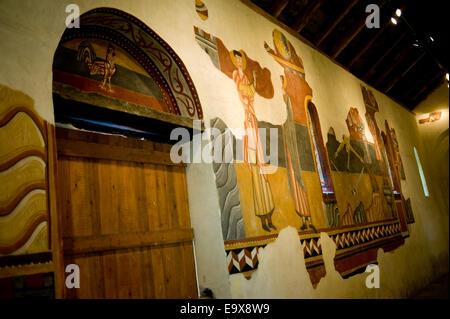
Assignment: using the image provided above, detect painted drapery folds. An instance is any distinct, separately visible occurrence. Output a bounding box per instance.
[0,85,53,274]
[195,26,415,285]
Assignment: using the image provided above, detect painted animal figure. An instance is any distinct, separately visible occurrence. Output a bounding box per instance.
[77,41,116,92]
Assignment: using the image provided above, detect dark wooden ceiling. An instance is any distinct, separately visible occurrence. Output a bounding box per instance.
[248,0,449,111]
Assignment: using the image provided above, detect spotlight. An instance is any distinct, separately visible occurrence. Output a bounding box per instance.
[430,36,434,42]
[446,73,449,81]
[395,9,402,17]
[391,17,398,25]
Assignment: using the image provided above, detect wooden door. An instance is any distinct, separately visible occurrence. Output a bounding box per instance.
[55,127,197,298]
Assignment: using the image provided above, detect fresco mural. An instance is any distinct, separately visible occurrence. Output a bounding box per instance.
[0,85,52,271]
[54,38,171,113]
[195,26,326,283]
[53,8,204,120]
[194,26,415,284]
[195,0,209,20]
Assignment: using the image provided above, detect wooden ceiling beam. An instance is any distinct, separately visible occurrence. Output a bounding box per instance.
[347,1,409,69]
[316,0,358,46]
[348,23,390,68]
[292,0,324,33]
[348,3,407,69]
[362,31,408,81]
[409,71,445,106]
[331,0,388,59]
[373,45,415,87]
[385,51,426,93]
[403,64,439,98]
[270,0,290,18]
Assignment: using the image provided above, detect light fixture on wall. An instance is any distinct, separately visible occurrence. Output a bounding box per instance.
[390,8,448,86]
[391,8,401,25]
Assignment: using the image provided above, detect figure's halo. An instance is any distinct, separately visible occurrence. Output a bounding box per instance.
[230,50,247,71]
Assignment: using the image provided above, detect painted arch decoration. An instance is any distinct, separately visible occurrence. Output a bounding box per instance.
[54,8,203,120]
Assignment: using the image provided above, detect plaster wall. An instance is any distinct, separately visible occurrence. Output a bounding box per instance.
[0,0,448,298]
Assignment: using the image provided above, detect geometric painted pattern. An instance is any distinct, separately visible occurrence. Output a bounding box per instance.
[226,235,323,275]
[301,237,322,258]
[226,246,261,274]
[330,222,401,251]
[225,221,401,275]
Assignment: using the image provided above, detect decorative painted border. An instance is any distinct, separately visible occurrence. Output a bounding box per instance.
[225,220,402,276]
[0,86,52,269]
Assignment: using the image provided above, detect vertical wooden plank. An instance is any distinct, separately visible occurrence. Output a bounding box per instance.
[161,245,180,298]
[88,253,105,298]
[47,123,65,299]
[130,248,144,298]
[115,249,144,298]
[135,163,150,233]
[149,246,166,298]
[144,163,162,231]
[58,158,74,238]
[172,166,191,228]
[166,166,181,228]
[155,166,170,230]
[115,250,132,298]
[102,251,118,298]
[71,256,91,299]
[84,159,101,236]
[139,247,155,298]
[64,157,94,237]
[180,242,198,298]
[117,161,139,233]
[97,159,120,235]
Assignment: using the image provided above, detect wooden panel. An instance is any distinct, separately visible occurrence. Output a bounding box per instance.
[57,128,197,298]
[46,123,65,298]
[57,139,184,167]
[63,229,194,255]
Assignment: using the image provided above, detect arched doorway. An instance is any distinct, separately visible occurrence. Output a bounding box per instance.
[52,8,201,298]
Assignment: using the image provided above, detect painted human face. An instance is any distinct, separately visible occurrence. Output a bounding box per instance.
[235,55,242,68]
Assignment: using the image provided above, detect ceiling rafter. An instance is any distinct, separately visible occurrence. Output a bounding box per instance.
[246,0,447,110]
[270,0,290,18]
[373,45,415,87]
[403,63,440,99]
[292,0,324,33]
[348,23,390,68]
[385,51,426,93]
[362,31,408,81]
[331,0,388,59]
[409,71,445,106]
[316,0,359,46]
[347,1,410,69]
